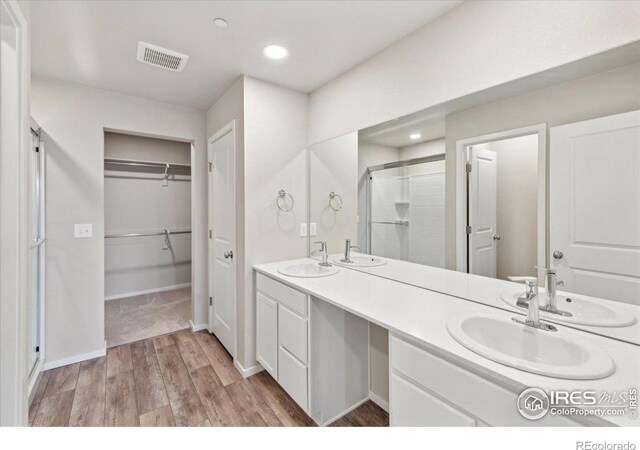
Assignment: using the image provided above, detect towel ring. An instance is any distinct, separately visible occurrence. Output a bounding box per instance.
[328,191,343,212]
[277,190,294,212]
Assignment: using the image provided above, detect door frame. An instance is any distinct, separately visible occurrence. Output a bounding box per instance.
[207,120,237,357]
[102,126,197,333]
[0,0,29,426]
[455,124,547,274]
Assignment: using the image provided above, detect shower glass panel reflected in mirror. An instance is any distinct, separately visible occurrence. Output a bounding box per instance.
[356,112,447,269]
[367,156,445,268]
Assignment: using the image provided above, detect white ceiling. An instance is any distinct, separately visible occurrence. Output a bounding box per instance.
[30,0,462,110]
[359,113,446,148]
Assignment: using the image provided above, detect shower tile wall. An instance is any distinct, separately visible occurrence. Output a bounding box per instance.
[371,175,407,260]
[407,172,445,268]
[370,172,445,268]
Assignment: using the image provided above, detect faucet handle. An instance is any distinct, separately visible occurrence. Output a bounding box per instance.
[524,279,538,297]
[314,241,327,251]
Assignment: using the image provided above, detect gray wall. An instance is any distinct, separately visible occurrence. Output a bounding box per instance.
[308,1,640,145]
[31,77,206,366]
[104,132,192,298]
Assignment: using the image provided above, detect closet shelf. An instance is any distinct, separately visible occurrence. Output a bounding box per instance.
[105,229,191,239]
[104,157,191,170]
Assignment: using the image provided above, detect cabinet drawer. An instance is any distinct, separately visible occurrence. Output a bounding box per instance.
[390,372,476,426]
[390,334,578,426]
[278,347,308,411]
[257,274,308,317]
[256,292,278,378]
[278,305,308,364]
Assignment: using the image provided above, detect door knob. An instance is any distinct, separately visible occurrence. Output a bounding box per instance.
[493,234,501,241]
[224,250,233,259]
[553,250,563,260]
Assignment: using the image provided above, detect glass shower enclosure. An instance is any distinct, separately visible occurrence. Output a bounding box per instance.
[27,125,44,376]
[366,154,446,269]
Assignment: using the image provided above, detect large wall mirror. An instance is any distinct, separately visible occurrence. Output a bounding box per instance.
[308,42,640,346]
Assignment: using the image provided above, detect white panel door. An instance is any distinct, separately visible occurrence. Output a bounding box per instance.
[550,111,640,305]
[468,147,498,278]
[208,128,236,357]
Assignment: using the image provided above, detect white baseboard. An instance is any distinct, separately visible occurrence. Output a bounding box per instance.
[369,391,389,413]
[233,359,264,378]
[44,345,107,370]
[105,283,191,301]
[321,396,370,426]
[189,320,208,332]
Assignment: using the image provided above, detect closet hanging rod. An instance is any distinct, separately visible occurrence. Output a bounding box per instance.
[104,157,191,169]
[105,230,192,239]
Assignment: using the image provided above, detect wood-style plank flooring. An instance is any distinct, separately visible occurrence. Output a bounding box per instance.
[30,329,388,427]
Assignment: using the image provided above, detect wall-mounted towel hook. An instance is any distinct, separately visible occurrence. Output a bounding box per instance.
[277,189,294,212]
[328,191,343,212]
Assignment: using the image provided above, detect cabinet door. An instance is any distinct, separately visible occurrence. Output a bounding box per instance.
[390,373,477,426]
[256,292,278,378]
[278,304,308,364]
[278,347,308,412]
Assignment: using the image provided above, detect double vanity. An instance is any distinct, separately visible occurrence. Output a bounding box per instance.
[254,256,640,427]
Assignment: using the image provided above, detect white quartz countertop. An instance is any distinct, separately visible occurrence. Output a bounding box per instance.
[254,258,640,427]
[327,253,640,345]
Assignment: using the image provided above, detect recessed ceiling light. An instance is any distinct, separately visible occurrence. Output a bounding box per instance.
[214,18,228,28]
[410,133,422,140]
[263,45,288,60]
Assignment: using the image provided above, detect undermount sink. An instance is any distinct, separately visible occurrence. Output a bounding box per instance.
[331,254,387,267]
[278,263,339,278]
[501,289,637,328]
[447,313,615,380]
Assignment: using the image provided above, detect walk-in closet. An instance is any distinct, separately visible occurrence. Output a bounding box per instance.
[103,132,192,347]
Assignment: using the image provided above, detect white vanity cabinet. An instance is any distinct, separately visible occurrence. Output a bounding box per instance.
[256,274,310,412]
[255,272,370,425]
[389,333,581,427]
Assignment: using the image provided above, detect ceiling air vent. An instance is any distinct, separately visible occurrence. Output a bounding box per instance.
[136,41,189,72]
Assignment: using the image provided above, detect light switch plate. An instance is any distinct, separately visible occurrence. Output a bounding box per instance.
[74,223,92,238]
[310,222,317,236]
[300,223,308,237]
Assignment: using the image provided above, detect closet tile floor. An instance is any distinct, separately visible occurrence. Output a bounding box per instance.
[105,287,191,348]
[29,329,389,427]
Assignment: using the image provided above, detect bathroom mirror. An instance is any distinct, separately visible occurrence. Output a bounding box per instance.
[308,43,640,345]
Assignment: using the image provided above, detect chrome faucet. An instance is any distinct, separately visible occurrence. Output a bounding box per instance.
[340,239,358,263]
[312,241,331,267]
[513,280,557,331]
[539,268,571,317]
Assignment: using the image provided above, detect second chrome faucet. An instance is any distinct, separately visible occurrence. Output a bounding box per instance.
[312,241,331,267]
[513,279,558,332]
